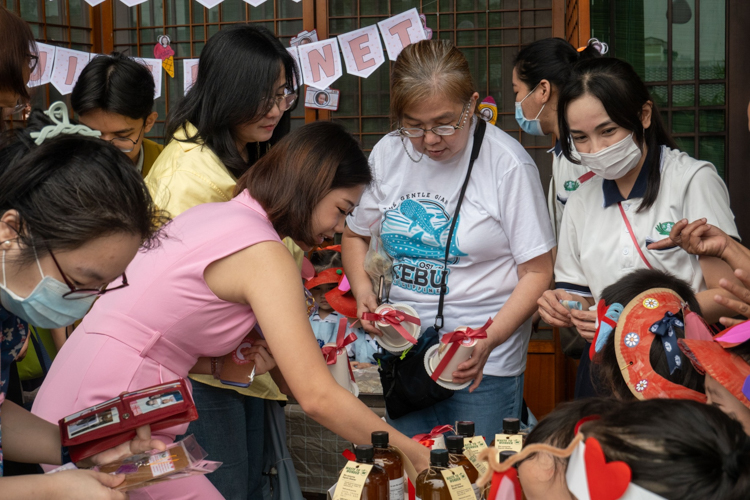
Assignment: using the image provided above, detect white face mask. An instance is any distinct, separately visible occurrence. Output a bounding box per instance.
[575,132,643,180]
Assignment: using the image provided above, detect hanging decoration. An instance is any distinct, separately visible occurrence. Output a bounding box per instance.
[153,35,175,78]
[182,58,200,95]
[50,47,91,95]
[377,8,427,61]
[135,57,164,99]
[28,42,56,88]
[297,38,343,91]
[337,25,384,79]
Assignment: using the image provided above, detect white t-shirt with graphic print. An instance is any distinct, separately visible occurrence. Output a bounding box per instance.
[347,118,555,377]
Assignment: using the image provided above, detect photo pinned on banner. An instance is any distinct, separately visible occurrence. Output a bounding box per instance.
[337,25,384,79]
[28,43,56,88]
[153,35,175,78]
[286,47,303,88]
[50,47,91,95]
[290,29,319,47]
[377,8,427,61]
[305,87,339,111]
[479,96,498,126]
[419,14,433,40]
[182,58,200,95]
[297,38,343,91]
[135,57,164,99]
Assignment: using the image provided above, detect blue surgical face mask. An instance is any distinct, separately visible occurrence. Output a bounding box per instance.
[0,250,97,328]
[515,84,546,136]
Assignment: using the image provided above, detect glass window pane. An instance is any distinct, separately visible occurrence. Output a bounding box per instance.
[648,85,668,107]
[672,110,695,133]
[69,0,89,27]
[671,0,695,81]
[672,84,695,107]
[700,83,725,106]
[221,0,246,22]
[278,0,303,18]
[699,110,725,133]
[700,0,725,79]
[699,136,725,177]
[329,0,356,17]
[675,136,695,157]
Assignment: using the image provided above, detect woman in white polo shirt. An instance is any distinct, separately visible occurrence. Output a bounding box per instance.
[342,40,555,439]
[538,57,739,339]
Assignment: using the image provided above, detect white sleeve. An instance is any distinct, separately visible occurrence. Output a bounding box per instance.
[547,173,558,241]
[553,195,592,297]
[681,162,740,241]
[497,162,556,264]
[347,144,385,237]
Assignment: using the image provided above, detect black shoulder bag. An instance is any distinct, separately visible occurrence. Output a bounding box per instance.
[374,119,487,420]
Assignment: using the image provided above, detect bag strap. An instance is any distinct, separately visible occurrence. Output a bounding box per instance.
[618,202,653,269]
[434,119,486,331]
[28,326,53,377]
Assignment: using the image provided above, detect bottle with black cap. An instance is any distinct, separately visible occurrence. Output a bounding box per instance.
[456,421,475,438]
[415,449,451,500]
[445,435,481,499]
[372,431,404,500]
[499,450,517,463]
[494,418,523,455]
[354,444,389,499]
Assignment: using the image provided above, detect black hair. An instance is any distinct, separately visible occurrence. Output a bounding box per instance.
[514,37,600,91]
[165,24,298,178]
[558,57,678,212]
[0,110,167,264]
[71,52,155,121]
[0,6,37,104]
[310,250,342,274]
[594,269,704,399]
[581,399,750,500]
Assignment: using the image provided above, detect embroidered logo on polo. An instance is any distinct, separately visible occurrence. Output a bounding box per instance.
[381,197,467,295]
[655,222,675,236]
[563,180,580,191]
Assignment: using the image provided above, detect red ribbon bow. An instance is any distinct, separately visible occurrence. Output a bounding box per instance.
[321,318,358,382]
[412,424,455,448]
[430,319,493,382]
[361,309,421,344]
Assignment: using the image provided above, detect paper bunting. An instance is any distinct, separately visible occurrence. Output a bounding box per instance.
[286,47,303,88]
[135,57,163,99]
[297,38,343,91]
[378,8,427,61]
[337,25,384,79]
[182,58,200,95]
[50,48,91,95]
[118,0,148,7]
[194,0,224,8]
[28,43,56,88]
[244,0,268,6]
[84,0,106,6]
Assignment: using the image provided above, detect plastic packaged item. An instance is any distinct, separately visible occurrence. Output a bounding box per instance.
[93,435,221,492]
[364,223,393,295]
[372,431,405,500]
[445,435,481,499]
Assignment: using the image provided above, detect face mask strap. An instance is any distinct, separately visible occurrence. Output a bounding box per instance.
[31,244,44,279]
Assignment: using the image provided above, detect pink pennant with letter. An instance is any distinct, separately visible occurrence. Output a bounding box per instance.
[377,8,427,61]
[337,25,385,78]
[297,38,343,90]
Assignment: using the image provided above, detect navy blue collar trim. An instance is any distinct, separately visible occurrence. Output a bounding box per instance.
[553,140,563,157]
[602,152,652,207]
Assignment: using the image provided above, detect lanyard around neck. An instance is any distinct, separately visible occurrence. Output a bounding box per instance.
[618,202,653,269]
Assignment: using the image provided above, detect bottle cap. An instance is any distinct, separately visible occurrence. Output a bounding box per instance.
[355,444,374,463]
[499,450,517,463]
[372,431,390,448]
[445,435,464,454]
[503,418,520,434]
[456,421,475,437]
[430,449,450,468]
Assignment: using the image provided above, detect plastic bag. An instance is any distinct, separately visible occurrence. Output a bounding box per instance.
[363,222,393,298]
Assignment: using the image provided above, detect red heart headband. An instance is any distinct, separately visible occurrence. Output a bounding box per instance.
[614,288,706,403]
[430,319,492,382]
[361,309,421,344]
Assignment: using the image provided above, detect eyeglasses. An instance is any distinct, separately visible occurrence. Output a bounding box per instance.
[397,102,473,138]
[47,247,129,300]
[9,99,27,115]
[263,89,297,114]
[107,120,145,153]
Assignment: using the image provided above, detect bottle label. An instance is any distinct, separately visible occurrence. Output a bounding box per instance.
[462,437,489,476]
[332,461,373,500]
[389,476,404,500]
[494,433,523,461]
[440,468,476,500]
[472,483,481,500]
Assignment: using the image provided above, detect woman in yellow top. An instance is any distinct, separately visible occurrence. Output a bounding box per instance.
[144,25,300,500]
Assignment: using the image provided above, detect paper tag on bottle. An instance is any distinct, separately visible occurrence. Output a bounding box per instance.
[440,468,476,500]
[494,433,523,461]
[462,437,488,476]
[332,461,373,500]
[149,451,176,477]
[390,476,405,500]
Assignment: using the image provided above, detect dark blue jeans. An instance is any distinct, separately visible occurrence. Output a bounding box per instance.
[178,381,265,500]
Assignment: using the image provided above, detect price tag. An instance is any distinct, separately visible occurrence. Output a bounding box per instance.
[494,433,523,461]
[462,437,488,476]
[440,468,476,500]
[332,461,373,500]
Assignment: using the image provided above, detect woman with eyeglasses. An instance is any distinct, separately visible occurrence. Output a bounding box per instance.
[0,6,37,129]
[342,40,555,439]
[0,107,166,499]
[72,52,163,178]
[142,24,301,500]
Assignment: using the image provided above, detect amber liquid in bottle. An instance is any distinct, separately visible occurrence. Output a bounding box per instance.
[446,436,481,499]
[372,431,404,500]
[415,449,451,500]
[354,445,390,500]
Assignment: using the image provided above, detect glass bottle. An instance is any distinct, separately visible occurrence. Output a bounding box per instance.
[415,449,451,500]
[372,431,404,500]
[456,421,475,438]
[355,444,390,500]
[446,435,481,499]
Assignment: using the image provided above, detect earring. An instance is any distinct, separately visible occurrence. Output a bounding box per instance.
[3,241,10,248]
